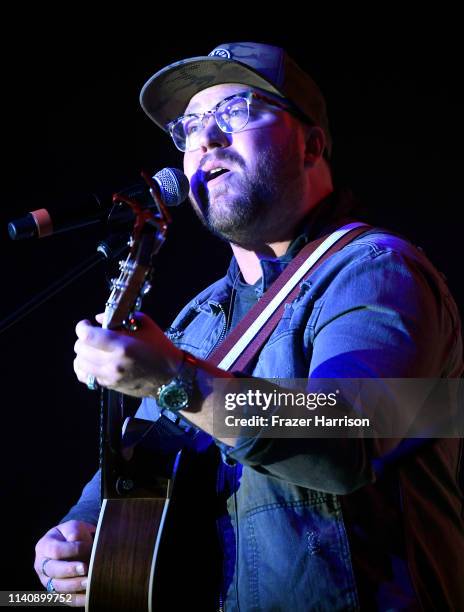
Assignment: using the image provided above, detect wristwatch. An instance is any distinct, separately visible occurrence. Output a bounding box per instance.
[156,351,197,412]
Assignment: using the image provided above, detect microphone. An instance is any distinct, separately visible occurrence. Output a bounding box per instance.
[7,167,190,240]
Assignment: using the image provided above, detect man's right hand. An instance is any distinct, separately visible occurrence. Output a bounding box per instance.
[34,520,96,608]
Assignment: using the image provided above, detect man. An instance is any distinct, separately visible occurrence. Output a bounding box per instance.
[34,42,463,610]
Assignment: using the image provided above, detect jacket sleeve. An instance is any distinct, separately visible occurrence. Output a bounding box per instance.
[224,247,462,493]
[59,469,101,525]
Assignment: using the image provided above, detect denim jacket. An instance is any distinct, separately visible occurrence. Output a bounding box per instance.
[64,227,463,611]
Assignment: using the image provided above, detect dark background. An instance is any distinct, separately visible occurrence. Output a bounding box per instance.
[1,12,462,594]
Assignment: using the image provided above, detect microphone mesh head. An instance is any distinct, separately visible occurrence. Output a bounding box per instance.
[153,167,190,206]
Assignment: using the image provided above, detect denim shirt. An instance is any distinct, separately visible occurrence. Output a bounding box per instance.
[63,227,464,611]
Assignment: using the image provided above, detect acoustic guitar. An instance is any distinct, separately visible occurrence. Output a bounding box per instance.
[85,173,182,612]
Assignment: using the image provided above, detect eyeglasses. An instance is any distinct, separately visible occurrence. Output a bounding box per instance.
[167,90,311,152]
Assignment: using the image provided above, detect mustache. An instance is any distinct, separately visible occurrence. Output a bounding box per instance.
[198,150,246,172]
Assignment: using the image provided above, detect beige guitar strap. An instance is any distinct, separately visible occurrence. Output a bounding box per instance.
[209,222,371,372]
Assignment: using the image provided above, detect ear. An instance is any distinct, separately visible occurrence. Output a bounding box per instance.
[304,126,326,167]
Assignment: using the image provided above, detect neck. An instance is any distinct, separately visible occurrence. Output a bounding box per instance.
[230,240,292,284]
[229,178,335,285]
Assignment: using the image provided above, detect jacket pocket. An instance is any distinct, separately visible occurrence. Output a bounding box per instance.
[239,497,359,611]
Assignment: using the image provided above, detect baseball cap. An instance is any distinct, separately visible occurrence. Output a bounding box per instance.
[139,42,332,157]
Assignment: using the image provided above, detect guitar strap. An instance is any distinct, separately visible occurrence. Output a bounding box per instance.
[208,221,371,373]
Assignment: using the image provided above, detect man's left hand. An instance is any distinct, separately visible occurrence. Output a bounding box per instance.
[73,312,183,397]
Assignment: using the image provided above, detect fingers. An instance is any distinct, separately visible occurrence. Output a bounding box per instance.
[57,520,96,543]
[74,322,132,388]
[65,592,86,608]
[74,320,133,381]
[73,340,114,369]
[34,521,96,579]
[42,558,87,580]
[75,320,127,352]
[45,571,88,593]
[38,559,88,587]
[35,555,89,603]
[38,528,93,561]
[34,522,96,606]
[73,312,174,395]
[73,352,128,389]
[41,570,88,608]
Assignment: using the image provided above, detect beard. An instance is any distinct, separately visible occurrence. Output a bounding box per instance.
[189,143,305,248]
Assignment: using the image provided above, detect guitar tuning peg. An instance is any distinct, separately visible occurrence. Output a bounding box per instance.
[118,260,125,270]
[142,281,152,295]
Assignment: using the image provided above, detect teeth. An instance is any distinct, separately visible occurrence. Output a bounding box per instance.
[205,167,229,181]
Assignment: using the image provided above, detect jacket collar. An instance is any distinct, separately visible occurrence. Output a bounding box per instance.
[200,188,357,309]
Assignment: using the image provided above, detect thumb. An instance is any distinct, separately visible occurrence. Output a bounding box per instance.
[58,521,96,543]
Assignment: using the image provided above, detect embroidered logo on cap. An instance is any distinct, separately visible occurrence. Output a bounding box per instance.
[209,48,231,59]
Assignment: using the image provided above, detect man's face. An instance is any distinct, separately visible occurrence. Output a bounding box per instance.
[182,83,310,247]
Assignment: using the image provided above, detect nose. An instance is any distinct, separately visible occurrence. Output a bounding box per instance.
[197,113,231,152]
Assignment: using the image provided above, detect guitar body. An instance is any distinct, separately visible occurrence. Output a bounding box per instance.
[85,412,183,612]
[85,412,222,611]
[86,496,170,612]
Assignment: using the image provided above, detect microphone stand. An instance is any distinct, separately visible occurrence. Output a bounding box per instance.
[0,233,129,336]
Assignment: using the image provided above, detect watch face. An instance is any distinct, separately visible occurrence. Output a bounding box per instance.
[159,382,189,411]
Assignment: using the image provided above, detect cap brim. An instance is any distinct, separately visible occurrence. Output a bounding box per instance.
[139,56,283,132]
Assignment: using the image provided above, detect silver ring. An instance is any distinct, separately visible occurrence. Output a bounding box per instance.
[41,557,52,577]
[86,374,99,391]
[46,578,56,593]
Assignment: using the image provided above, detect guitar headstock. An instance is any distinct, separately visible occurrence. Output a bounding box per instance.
[103,173,171,330]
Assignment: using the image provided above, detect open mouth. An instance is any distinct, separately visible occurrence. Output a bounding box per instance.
[205,168,230,183]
